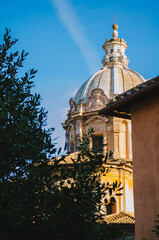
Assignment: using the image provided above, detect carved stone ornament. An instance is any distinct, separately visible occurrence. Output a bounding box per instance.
[69,98,76,114]
[86,88,108,110]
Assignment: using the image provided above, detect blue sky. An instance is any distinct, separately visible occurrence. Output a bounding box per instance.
[1,0,159,149]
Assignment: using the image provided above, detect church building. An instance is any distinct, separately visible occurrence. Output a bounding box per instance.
[62,22,145,216]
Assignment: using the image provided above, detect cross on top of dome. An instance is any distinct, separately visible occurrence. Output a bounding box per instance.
[112,16,119,39]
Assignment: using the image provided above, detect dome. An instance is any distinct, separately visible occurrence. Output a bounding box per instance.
[74,66,145,104]
[73,22,146,105]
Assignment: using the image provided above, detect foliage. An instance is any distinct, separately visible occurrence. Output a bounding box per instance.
[78,127,123,208]
[0,28,55,239]
[152,215,159,238]
[45,127,123,240]
[0,29,122,240]
[0,28,54,181]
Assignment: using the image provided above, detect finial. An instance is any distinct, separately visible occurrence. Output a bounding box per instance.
[112,16,118,39]
[112,16,118,30]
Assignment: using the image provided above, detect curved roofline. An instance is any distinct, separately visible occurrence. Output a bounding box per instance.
[124,67,145,83]
[74,66,145,105]
[83,69,104,100]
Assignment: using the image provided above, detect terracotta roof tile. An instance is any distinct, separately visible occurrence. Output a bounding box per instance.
[104,211,135,224]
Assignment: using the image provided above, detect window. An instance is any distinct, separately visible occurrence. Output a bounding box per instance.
[110,57,113,62]
[110,49,113,53]
[106,199,117,215]
[106,203,112,215]
[70,141,74,153]
[92,135,103,153]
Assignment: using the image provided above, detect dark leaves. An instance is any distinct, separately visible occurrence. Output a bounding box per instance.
[0,29,122,240]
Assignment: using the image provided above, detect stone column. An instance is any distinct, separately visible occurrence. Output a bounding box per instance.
[106,116,114,154]
[66,132,70,153]
[73,121,77,152]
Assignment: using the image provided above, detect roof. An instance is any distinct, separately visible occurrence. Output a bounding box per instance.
[74,67,144,104]
[104,211,135,224]
[99,76,159,119]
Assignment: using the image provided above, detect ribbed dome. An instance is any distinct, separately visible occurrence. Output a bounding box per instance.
[74,67,145,104]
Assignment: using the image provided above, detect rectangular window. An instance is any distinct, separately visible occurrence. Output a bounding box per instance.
[92,135,103,153]
[70,142,74,153]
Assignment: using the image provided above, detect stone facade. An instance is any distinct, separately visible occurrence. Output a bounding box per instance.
[62,23,145,215]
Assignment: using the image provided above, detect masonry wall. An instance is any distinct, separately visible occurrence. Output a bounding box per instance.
[131,98,159,240]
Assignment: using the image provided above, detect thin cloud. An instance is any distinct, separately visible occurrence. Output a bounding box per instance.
[51,0,100,74]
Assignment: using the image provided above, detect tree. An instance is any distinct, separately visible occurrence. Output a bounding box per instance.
[0,29,122,240]
[0,28,55,180]
[51,128,123,240]
[0,28,55,239]
[152,215,159,238]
